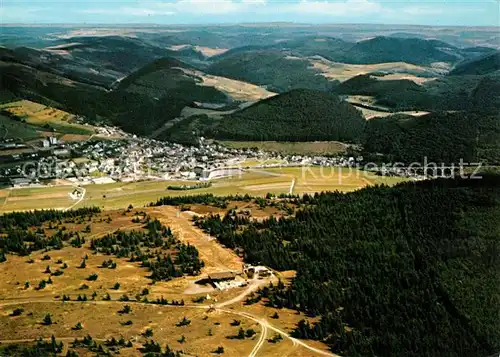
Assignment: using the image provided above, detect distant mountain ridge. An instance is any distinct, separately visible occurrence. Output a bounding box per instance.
[211,36,483,67]
[1,30,499,162]
[206,36,492,93]
[342,36,460,65]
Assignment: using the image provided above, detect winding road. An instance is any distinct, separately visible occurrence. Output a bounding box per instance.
[65,186,86,211]
[0,197,338,356]
[0,291,337,357]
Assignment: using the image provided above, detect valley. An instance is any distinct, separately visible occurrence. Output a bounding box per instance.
[0,22,499,357]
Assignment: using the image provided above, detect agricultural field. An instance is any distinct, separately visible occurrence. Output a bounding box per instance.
[309,58,439,83]
[0,100,95,137]
[198,72,276,102]
[168,44,229,57]
[0,167,408,213]
[346,95,430,119]
[178,68,276,102]
[260,166,406,194]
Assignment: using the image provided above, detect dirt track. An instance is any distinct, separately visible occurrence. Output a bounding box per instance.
[147,206,243,274]
[0,295,337,357]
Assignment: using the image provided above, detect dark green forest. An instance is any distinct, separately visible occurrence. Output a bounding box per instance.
[194,176,500,357]
[449,51,500,76]
[362,112,500,164]
[158,114,219,145]
[336,73,500,112]
[214,89,365,141]
[207,50,336,93]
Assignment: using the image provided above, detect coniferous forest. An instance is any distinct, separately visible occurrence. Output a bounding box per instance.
[195,175,500,357]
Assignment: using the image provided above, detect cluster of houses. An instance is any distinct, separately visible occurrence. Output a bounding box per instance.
[0,118,368,188]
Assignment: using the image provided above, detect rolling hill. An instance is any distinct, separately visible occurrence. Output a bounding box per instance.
[45,36,212,75]
[114,55,275,104]
[449,51,500,76]
[207,50,337,93]
[2,30,499,151]
[0,46,275,138]
[0,57,185,136]
[212,36,473,66]
[0,46,117,87]
[336,73,500,112]
[340,36,461,65]
[213,89,366,141]
[258,36,351,61]
[115,57,229,104]
[362,111,500,164]
[206,36,490,93]
[0,50,221,136]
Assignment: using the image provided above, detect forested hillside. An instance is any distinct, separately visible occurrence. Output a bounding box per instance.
[0,52,231,136]
[336,75,429,109]
[1,29,499,148]
[337,73,500,112]
[0,59,189,136]
[361,112,500,164]
[213,89,365,141]
[207,50,336,92]
[115,57,228,104]
[209,36,469,69]
[449,51,500,76]
[158,114,219,146]
[195,176,500,357]
[341,37,461,65]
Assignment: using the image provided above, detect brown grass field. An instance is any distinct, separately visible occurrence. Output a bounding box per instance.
[0,206,334,356]
[176,68,276,102]
[308,58,438,83]
[346,95,430,120]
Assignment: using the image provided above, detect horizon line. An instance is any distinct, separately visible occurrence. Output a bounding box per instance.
[2,22,499,28]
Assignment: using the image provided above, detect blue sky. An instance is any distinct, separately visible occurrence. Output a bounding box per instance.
[1,0,499,26]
